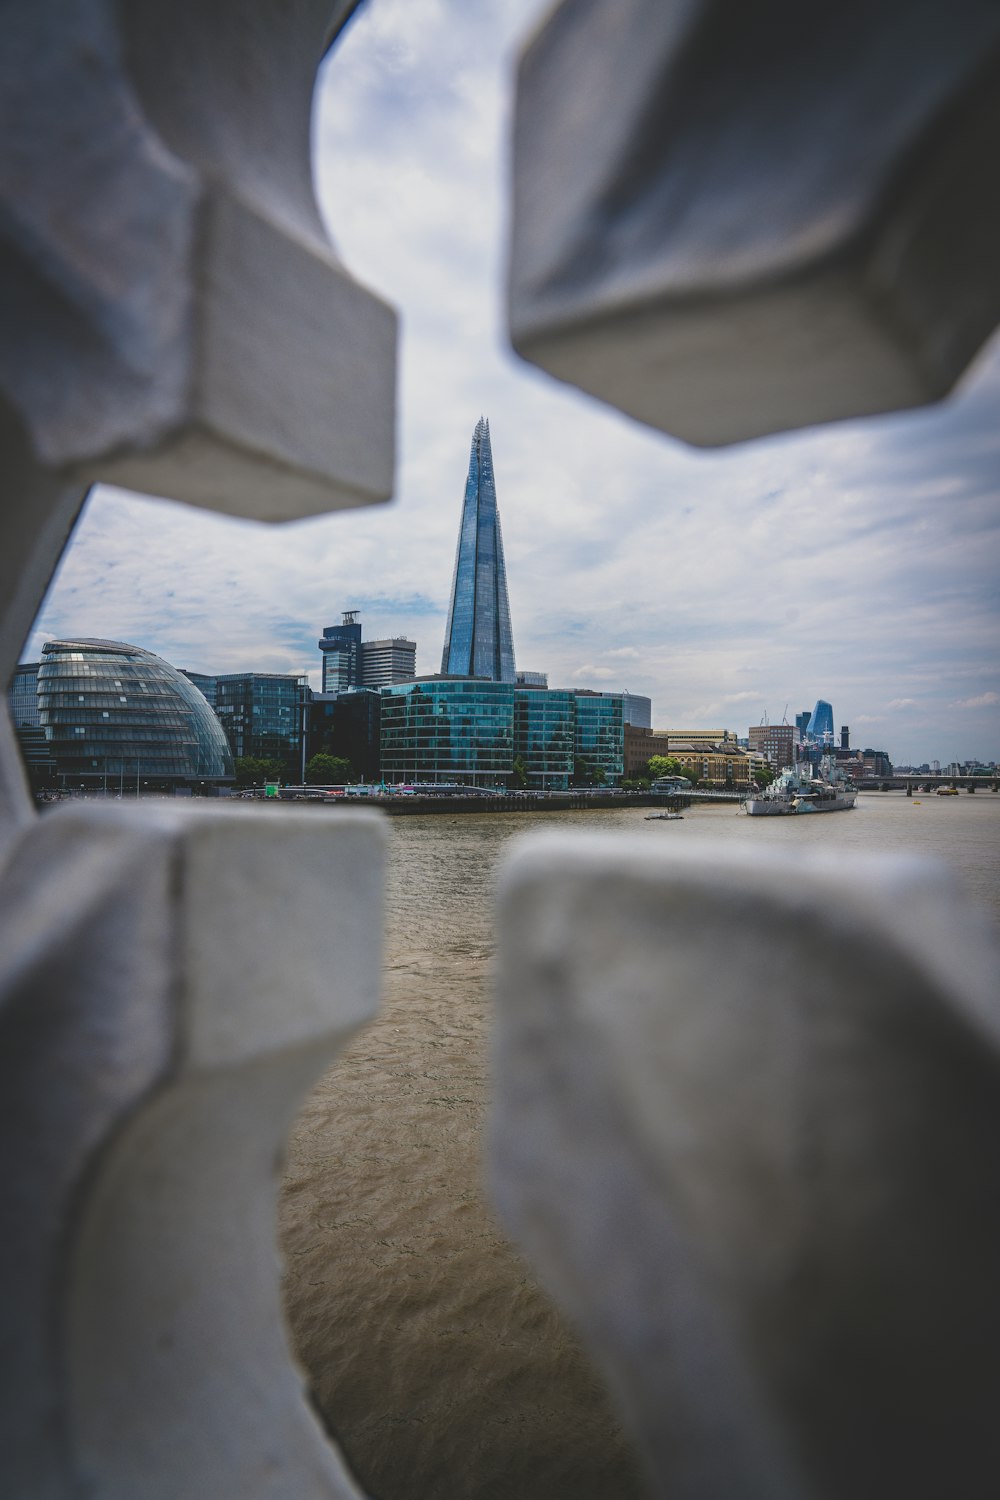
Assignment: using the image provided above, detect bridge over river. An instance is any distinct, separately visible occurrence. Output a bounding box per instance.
[858,776,999,793]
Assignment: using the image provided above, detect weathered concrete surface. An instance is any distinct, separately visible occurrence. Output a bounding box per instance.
[509,0,1000,446]
[492,833,1000,1498]
[0,802,384,1499]
[0,0,395,518]
[0,5,401,1495]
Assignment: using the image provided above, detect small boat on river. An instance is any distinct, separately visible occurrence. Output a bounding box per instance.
[645,811,683,820]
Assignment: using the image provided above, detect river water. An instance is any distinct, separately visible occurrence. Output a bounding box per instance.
[280,793,999,1499]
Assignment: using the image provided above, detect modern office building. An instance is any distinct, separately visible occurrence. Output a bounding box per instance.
[318,610,362,695]
[378,677,626,789]
[358,636,416,687]
[748,722,799,767]
[381,677,514,786]
[8,661,41,728]
[6,661,58,789]
[514,688,576,788]
[38,639,233,790]
[614,691,651,729]
[211,672,307,775]
[306,688,382,781]
[806,699,835,745]
[180,670,217,708]
[516,670,548,688]
[573,691,624,782]
[318,612,416,692]
[440,417,516,682]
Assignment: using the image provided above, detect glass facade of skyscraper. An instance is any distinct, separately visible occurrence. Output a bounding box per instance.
[513,688,575,789]
[441,418,516,683]
[380,678,514,785]
[319,611,362,694]
[573,691,624,781]
[212,673,306,774]
[37,639,232,787]
[8,661,41,728]
[808,699,835,744]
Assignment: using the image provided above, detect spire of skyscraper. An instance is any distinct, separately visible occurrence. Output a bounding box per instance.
[440,417,516,682]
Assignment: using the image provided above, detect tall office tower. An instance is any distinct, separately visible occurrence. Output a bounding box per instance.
[808,699,835,744]
[841,724,850,750]
[319,610,362,694]
[357,636,416,687]
[441,417,516,682]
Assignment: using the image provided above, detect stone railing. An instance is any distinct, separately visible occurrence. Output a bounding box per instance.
[3,3,999,1497]
[495,4,1000,1497]
[1,4,391,1496]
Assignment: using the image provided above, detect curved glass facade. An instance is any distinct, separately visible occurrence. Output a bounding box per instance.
[441,418,516,683]
[380,679,514,785]
[573,692,624,781]
[808,699,834,744]
[38,638,234,787]
[514,689,575,789]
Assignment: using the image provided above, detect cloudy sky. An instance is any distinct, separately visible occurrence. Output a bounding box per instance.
[27,0,1000,766]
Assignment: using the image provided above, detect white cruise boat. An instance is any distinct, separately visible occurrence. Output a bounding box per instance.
[744,759,857,816]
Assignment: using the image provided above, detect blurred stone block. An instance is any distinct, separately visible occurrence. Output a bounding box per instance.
[508,0,1000,445]
[492,832,1000,1498]
[0,802,384,1499]
[0,0,395,520]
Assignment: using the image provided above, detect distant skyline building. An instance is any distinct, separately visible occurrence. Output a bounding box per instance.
[615,691,651,729]
[358,636,416,687]
[748,722,799,767]
[441,417,516,683]
[380,677,625,789]
[207,671,308,777]
[319,610,362,694]
[319,611,415,692]
[9,661,41,729]
[807,699,835,744]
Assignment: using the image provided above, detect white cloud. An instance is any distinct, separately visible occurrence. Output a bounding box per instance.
[955,691,999,709]
[571,665,616,681]
[887,698,918,710]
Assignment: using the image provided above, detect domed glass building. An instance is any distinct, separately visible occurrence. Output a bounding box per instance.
[38,639,233,790]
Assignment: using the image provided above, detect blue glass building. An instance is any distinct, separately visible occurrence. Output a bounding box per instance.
[318,610,363,694]
[38,639,233,789]
[381,678,514,786]
[807,699,835,745]
[514,687,576,789]
[573,691,625,782]
[210,672,307,777]
[440,418,516,683]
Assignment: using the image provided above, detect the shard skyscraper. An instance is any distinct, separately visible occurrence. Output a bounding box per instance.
[440,417,516,682]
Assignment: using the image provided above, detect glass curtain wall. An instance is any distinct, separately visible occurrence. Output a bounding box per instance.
[440,419,516,683]
[513,688,575,789]
[380,679,514,785]
[38,639,233,790]
[573,692,624,783]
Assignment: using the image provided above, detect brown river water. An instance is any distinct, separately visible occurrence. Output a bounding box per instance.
[279,793,1000,1498]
